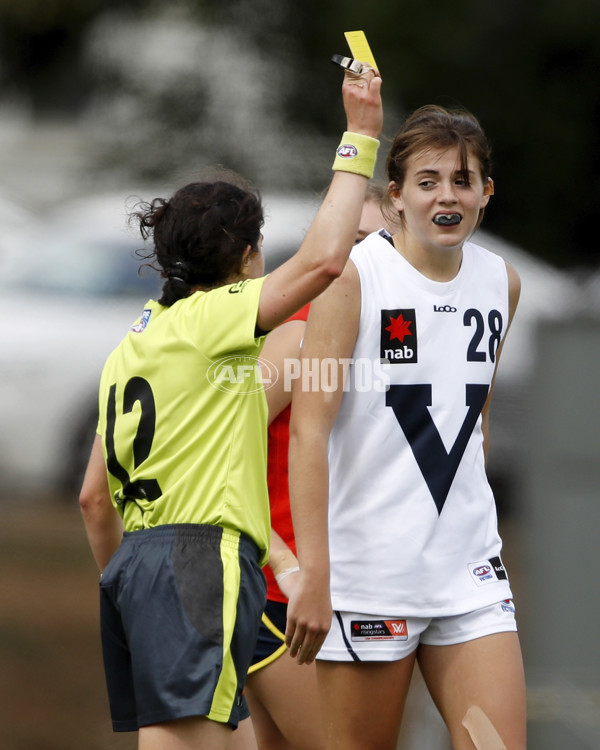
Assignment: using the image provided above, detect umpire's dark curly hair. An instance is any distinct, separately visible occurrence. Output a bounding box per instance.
[132,179,264,306]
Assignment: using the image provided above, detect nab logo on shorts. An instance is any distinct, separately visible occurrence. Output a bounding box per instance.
[380,309,417,363]
[350,619,408,641]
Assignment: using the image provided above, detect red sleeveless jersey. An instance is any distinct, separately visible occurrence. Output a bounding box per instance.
[264,304,310,601]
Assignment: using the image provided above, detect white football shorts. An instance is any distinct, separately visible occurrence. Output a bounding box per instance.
[318,599,518,662]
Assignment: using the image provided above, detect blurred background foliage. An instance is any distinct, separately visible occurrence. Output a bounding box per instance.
[0,0,599,268]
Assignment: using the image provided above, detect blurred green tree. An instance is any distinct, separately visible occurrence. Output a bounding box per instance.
[0,0,598,268]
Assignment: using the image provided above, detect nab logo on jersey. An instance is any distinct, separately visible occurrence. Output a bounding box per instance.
[380,309,417,363]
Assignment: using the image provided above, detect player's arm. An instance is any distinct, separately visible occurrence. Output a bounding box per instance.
[260,319,306,424]
[268,528,300,600]
[481,261,521,461]
[79,434,123,572]
[285,261,361,664]
[256,66,381,332]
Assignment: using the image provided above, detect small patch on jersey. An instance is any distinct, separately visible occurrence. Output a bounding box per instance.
[468,561,496,585]
[350,619,408,641]
[468,556,507,587]
[489,556,508,580]
[131,308,152,333]
[380,309,417,364]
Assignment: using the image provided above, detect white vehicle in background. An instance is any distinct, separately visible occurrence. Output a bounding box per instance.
[0,189,581,508]
[0,190,319,497]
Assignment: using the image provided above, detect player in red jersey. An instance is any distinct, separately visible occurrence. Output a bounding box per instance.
[239,186,392,750]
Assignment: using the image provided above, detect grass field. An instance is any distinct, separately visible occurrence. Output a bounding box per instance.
[0,491,526,749]
[0,493,136,750]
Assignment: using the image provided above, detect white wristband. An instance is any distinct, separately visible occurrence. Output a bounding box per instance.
[275,565,300,584]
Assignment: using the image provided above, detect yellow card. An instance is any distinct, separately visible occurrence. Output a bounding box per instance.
[344,30,378,71]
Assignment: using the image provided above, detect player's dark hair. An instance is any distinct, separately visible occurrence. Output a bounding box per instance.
[132,180,263,306]
[384,105,492,229]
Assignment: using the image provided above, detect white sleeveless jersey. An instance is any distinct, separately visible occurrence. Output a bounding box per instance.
[327,231,513,616]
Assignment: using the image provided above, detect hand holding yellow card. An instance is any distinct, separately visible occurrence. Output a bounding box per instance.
[344,30,378,72]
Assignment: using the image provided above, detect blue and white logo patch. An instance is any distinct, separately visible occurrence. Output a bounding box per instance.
[468,561,498,586]
[131,308,152,333]
[467,556,508,587]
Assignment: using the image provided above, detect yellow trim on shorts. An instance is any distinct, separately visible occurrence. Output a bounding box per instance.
[208,529,243,723]
[247,611,288,674]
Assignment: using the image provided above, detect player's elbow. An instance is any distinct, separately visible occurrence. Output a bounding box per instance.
[79,484,109,522]
[78,487,96,519]
[322,256,346,280]
[311,257,346,292]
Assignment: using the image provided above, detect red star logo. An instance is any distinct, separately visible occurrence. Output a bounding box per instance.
[385,314,412,342]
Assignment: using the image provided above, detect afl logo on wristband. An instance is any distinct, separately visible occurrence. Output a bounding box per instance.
[337,144,358,159]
